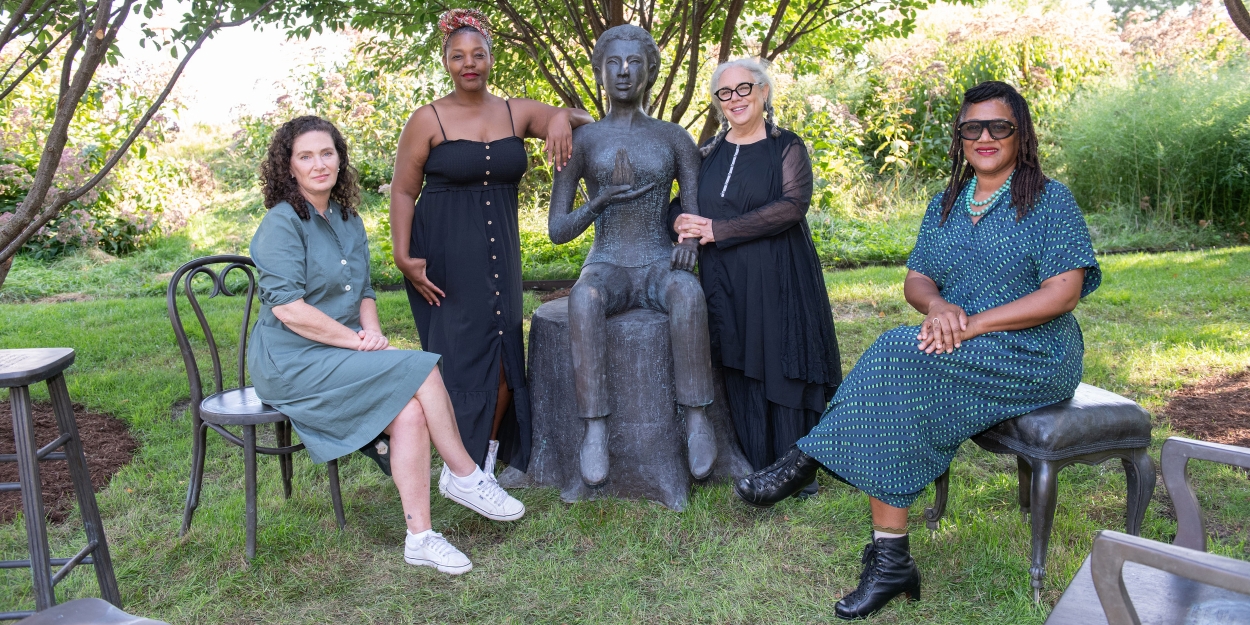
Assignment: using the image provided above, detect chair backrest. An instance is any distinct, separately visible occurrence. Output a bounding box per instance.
[1161,436,1250,552]
[1088,436,1250,624]
[166,255,258,419]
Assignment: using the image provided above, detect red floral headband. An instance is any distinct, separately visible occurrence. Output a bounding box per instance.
[439,9,492,49]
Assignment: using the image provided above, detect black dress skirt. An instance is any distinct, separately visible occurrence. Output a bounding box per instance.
[403,104,532,471]
[672,128,842,470]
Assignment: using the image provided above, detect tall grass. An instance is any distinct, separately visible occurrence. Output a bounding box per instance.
[1056,67,1250,226]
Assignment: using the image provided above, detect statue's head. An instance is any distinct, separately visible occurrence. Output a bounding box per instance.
[591,25,660,108]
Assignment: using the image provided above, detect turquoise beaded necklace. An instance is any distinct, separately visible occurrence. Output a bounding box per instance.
[964,170,1014,217]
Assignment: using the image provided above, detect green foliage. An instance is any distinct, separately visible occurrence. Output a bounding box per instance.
[0,55,211,260]
[1055,68,1250,226]
[228,43,446,191]
[312,0,944,128]
[854,3,1124,176]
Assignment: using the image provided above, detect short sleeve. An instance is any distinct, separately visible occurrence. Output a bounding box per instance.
[250,204,308,307]
[905,193,945,279]
[1037,182,1101,298]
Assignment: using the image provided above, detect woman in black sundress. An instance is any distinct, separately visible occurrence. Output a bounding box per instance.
[388,9,593,482]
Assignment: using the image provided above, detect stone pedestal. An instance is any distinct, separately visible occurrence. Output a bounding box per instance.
[498,297,751,511]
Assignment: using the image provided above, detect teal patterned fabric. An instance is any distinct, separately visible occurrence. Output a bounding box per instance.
[797,180,1100,507]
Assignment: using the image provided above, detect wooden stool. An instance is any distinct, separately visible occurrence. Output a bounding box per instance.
[0,348,121,621]
[923,383,1155,600]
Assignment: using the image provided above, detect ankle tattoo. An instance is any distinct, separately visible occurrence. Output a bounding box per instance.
[872,523,907,535]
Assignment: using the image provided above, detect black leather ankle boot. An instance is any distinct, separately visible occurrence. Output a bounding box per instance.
[834,534,921,620]
[733,446,822,507]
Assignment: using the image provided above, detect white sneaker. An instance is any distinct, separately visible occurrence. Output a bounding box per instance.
[439,464,526,521]
[483,440,500,480]
[404,531,472,575]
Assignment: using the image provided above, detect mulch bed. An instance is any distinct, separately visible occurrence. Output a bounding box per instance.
[537,288,570,303]
[1163,370,1250,447]
[0,402,136,523]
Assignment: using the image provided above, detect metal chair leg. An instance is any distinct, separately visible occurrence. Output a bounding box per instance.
[1029,459,1060,602]
[924,469,950,532]
[1122,448,1156,536]
[10,385,56,611]
[327,459,345,531]
[179,417,209,537]
[1017,456,1032,523]
[276,421,293,500]
[243,425,258,561]
[48,374,121,608]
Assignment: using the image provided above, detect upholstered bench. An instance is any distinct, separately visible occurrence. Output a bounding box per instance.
[923,383,1155,600]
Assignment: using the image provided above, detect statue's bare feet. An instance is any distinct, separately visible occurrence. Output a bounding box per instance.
[685,406,717,479]
[580,417,609,486]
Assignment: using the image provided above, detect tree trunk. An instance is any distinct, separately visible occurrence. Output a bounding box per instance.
[0,254,12,291]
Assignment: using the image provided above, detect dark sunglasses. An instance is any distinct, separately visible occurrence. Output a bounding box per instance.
[957,119,1017,141]
[715,81,763,102]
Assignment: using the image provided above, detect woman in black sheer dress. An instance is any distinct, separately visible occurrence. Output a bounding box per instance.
[673,58,841,484]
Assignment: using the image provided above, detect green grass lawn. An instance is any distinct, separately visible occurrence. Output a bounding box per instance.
[0,247,1247,623]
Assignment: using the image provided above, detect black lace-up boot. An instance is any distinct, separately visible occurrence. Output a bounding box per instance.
[834,534,921,620]
[733,445,822,507]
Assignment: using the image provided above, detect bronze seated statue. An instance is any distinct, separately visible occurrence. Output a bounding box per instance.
[548,24,717,487]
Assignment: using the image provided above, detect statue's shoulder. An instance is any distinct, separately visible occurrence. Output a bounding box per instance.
[645,117,696,147]
[572,121,608,143]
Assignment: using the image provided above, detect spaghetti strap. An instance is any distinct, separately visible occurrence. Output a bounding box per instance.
[429,104,448,141]
[505,99,517,137]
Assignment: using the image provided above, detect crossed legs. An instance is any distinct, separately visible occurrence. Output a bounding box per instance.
[385,367,477,534]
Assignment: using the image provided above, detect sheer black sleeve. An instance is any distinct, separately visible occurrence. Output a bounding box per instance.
[713,136,812,249]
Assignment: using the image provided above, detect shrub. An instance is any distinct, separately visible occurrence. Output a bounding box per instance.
[855,2,1126,177]
[1055,68,1250,226]
[0,56,210,260]
[228,43,446,192]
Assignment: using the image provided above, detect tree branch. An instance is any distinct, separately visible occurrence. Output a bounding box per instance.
[1,0,281,263]
[667,0,709,123]
[653,0,690,116]
[0,0,38,54]
[758,0,791,58]
[66,0,283,202]
[769,0,871,60]
[0,0,116,263]
[697,0,745,142]
[0,0,63,51]
[0,24,74,101]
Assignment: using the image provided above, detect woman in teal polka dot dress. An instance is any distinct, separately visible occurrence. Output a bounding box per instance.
[734,81,1101,619]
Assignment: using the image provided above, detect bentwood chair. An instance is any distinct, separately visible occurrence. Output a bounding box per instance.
[167,255,344,560]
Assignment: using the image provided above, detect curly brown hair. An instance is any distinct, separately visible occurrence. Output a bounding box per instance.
[260,115,360,220]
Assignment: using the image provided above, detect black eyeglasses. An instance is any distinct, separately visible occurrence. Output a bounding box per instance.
[957,119,1017,141]
[714,82,763,102]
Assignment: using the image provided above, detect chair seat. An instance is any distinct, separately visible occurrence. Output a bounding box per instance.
[1046,555,1250,624]
[200,387,285,425]
[974,383,1152,461]
[16,598,169,625]
[0,348,75,388]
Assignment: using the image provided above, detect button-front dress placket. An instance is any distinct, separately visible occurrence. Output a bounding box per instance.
[403,121,533,472]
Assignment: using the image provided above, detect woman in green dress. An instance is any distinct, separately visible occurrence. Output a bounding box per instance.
[733,82,1102,619]
[247,116,525,575]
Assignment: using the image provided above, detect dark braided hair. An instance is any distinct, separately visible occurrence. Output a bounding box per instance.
[939,81,1047,225]
[260,115,360,221]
